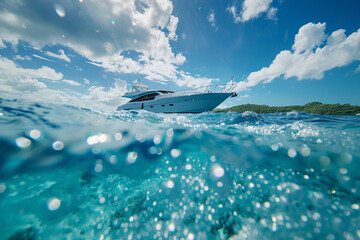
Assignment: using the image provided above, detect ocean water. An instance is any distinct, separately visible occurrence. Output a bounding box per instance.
[0,98,359,240]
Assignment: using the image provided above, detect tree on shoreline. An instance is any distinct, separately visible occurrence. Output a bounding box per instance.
[215,102,360,115]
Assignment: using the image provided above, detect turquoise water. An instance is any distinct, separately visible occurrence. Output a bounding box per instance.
[0,99,359,239]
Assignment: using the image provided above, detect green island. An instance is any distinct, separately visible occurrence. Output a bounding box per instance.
[214,102,360,115]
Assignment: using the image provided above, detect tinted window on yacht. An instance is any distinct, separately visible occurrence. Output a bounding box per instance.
[130,93,159,102]
[159,91,174,94]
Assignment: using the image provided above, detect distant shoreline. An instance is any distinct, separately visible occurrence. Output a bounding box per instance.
[214,102,360,115]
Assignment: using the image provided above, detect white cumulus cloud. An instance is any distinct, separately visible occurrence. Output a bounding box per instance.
[227,0,277,23]
[292,23,327,54]
[0,56,63,81]
[174,71,218,89]
[3,76,47,92]
[0,0,220,109]
[226,5,241,23]
[62,79,81,86]
[167,15,179,41]
[207,9,216,28]
[14,55,31,61]
[0,56,64,93]
[234,22,360,91]
[266,7,277,20]
[82,78,128,107]
[0,0,184,83]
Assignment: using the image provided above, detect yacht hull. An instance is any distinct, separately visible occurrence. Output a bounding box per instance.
[117,92,233,113]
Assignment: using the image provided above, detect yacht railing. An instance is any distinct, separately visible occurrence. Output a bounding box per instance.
[193,83,237,93]
[125,80,237,96]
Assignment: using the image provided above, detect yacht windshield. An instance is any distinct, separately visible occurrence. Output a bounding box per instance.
[159,90,174,94]
[129,93,159,102]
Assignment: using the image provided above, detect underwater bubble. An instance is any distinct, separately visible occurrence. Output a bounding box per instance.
[165,180,174,189]
[288,148,297,158]
[135,133,144,142]
[271,144,279,151]
[149,146,162,155]
[52,141,64,151]
[47,198,61,211]
[185,164,192,170]
[15,137,31,148]
[114,132,122,141]
[87,136,97,145]
[171,149,181,158]
[188,233,195,240]
[29,129,41,139]
[86,133,110,145]
[95,163,103,173]
[212,164,224,178]
[312,212,321,220]
[109,155,117,164]
[168,223,175,232]
[300,145,311,156]
[153,135,161,145]
[339,168,348,174]
[99,134,111,143]
[99,196,106,204]
[127,152,138,164]
[166,128,174,137]
[54,4,65,17]
[351,204,359,210]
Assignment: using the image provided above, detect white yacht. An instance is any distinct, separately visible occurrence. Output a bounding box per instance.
[116,80,237,113]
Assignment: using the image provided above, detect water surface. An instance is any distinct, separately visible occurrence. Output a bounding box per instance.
[0,99,359,239]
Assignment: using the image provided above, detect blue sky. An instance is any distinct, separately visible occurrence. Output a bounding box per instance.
[0,0,359,110]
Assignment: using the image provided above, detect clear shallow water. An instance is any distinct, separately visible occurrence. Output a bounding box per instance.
[0,99,359,240]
